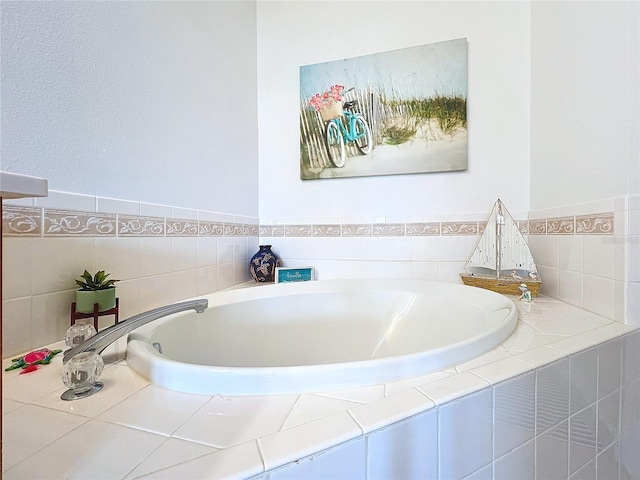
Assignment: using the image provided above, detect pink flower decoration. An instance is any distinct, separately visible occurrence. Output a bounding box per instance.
[309,85,346,112]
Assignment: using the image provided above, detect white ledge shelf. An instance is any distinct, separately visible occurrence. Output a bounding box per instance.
[0,171,48,199]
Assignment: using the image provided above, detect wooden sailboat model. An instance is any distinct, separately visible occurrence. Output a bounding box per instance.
[460,199,541,297]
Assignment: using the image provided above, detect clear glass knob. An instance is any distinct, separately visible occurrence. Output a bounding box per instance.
[61,351,104,400]
[64,322,97,348]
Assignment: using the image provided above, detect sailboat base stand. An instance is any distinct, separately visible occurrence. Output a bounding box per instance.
[460,270,541,297]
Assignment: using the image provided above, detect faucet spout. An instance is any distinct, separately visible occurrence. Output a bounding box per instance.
[63,298,208,364]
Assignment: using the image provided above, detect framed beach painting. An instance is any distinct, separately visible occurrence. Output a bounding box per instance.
[299,38,468,180]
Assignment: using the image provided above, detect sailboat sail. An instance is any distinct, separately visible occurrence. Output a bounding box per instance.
[500,214,537,274]
[464,200,538,278]
[467,203,498,271]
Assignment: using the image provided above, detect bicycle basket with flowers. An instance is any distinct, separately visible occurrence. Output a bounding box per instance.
[309,84,345,122]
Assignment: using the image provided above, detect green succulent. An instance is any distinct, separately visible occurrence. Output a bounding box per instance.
[75,270,119,291]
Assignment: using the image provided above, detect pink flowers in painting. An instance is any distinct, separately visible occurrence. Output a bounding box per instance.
[309,84,344,112]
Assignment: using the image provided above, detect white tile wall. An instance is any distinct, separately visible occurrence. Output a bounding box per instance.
[622,331,640,386]
[366,411,438,480]
[559,269,583,308]
[597,390,620,452]
[494,372,535,458]
[536,358,570,434]
[269,438,367,480]
[628,198,640,325]
[598,338,623,399]
[439,389,493,479]
[34,190,96,212]
[258,329,640,480]
[570,347,598,414]
[621,380,640,438]
[584,275,616,319]
[569,405,597,475]
[3,297,33,361]
[493,439,534,480]
[598,443,622,479]
[621,427,640,479]
[559,235,583,272]
[529,195,637,325]
[2,192,258,357]
[536,420,569,480]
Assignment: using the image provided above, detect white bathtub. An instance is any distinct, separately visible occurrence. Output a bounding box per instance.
[126,279,517,395]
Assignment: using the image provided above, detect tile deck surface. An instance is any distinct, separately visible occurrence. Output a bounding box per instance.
[2,295,637,479]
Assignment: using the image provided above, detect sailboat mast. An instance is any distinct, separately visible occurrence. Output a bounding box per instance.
[496,200,504,278]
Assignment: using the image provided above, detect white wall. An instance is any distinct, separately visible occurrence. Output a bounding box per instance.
[256,1,531,221]
[3,0,639,354]
[530,1,640,210]
[1,1,259,216]
[1,1,260,356]
[528,1,640,325]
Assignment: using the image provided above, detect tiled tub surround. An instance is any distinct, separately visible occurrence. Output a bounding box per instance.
[259,211,614,287]
[260,196,639,326]
[2,193,258,357]
[528,196,639,324]
[2,297,639,479]
[3,193,638,356]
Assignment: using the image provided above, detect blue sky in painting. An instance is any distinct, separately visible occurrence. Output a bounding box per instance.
[300,38,467,102]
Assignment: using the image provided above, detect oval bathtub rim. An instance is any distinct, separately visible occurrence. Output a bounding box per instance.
[126,279,518,396]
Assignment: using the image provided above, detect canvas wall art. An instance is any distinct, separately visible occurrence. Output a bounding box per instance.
[300,38,468,180]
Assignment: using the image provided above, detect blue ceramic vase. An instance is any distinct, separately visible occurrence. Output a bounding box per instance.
[249,245,281,283]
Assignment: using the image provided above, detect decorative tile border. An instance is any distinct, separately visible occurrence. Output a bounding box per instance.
[2,205,615,239]
[245,225,260,237]
[2,206,42,236]
[259,225,285,237]
[441,221,478,236]
[199,221,224,237]
[44,210,116,236]
[259,213,615,238]
[546,216,575,235]
[167,219,199,237]
[313,224,341,237]
[576,213,614,234]
[406,222,440,236]
[517,221,529,235]
[342,224,372,237]
[224,223,246,237]
[118,215,165,237]
[528,219,547,235]
[373,223,405,237]
[2,206,257,239]
[285,225,313,237]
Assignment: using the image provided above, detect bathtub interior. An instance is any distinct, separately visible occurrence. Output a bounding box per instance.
[126,280,517,395]
[144,287,513,367]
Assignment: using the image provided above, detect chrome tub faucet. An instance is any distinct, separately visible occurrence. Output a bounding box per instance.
[63,298,208,364]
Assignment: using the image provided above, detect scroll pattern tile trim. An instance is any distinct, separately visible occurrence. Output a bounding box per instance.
[44,210,116,237]
[1,206,42,236]
[2,205,615,238]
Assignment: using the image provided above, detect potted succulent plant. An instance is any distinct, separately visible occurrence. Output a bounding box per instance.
[75,270,119,314]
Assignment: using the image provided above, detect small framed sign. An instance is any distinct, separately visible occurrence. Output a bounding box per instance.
[275,267,315,283]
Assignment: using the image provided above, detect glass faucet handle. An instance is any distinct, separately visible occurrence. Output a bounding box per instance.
[64,322,97,348]
[60,351,104,401]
